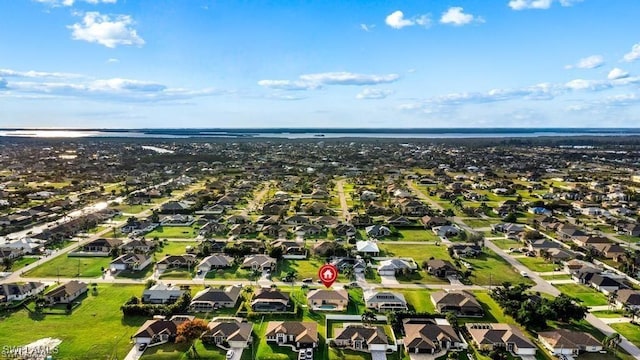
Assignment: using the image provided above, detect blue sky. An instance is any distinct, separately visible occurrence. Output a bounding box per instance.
[1,0,640,128]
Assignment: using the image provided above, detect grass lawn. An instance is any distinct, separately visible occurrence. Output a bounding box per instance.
[275,258,327,281]
[379,243,452,264]
[205,264,253,280]
[395,270,448,285]
[553,284,609,306]
[146,226,198,239]
[0,284,147,360]
[140,342,191,360]
[159,269,194,279]
[491,238,522,250]
[471,291,517,325]
[611,322,640,348]
[3,256,38,271]
[346,288,366,315]
[465,249,533,286]
[396,289,435,313]
[23,255,111,278]
[464,219,500,228]
[591,310,626,318]
[328,348,372,360]
[517,257,558,273]
[155,241,200,256]
[393,228,440,242]
[112,203,151,214]
[117,264,154,279]
[541,274,572,281]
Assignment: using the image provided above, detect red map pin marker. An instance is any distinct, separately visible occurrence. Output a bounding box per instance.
[318,264,338,288]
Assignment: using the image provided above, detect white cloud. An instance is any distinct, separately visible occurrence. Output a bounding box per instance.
[259,72,401,91]
[68,12,144,48]
[565,55,604,69]
[0,67,224,103]
[257,80,320,91]
[602,93,640,106]
[0,69,82,79]
[299,72,400,85]
[356,88,393,100]
[385,10,430,29]
[508,0,580,10]
[106,58,119,63]
[623,43,640,62]
[608,68,629,80]
[508,0,553,10]
[440,7,481,26]
[360,24,375,32]
[564,78,611,91]
[35,0,117,6]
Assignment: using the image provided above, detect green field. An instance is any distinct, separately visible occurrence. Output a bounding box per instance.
[23,255,111,278]
[517,256,558,272]
[611,322,640,348]
[2,256,38,271]
[472,291,517,325]
[464,219,500,229]
[591,310,625,318]
[146,226,199,239]
[396,289,435,313]
[0,284,147,360]
[553,283,609,306]
[275,258,327,281]
[156,241,200,256]
[491,238,522,250]
[465,249,533,286]
[205,264,253,280]
[394,228,440,242]
[379,243,451,264]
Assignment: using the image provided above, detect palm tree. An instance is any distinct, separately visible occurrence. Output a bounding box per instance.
[604,333,622,356]
[608,290,619,311]
[361,310,377,326]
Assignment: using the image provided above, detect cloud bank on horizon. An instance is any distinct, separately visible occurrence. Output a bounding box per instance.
[1,0,640,128]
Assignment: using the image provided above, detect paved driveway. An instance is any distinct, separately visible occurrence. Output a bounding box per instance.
[371,350,387,360]
[380,274,399,285]
[123,345,144,360]
[228,347,244,360]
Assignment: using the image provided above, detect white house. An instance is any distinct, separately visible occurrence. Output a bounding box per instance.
[356,240,380,256]
[364,289,407,311]
[110,253,152,272]
[0,282,45,302]
[142,283,185,304]
[538,329,603,356]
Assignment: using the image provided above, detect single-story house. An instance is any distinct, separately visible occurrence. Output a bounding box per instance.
[466,323,536,356]
[431,290,484,317]
[241,255,276,271]
[333,325,394,353]
[426,259,458,278]
[156,254,197,271]
[265,321,318,349]
[45,280,88,305]
[403,318,464,354]
[201,319,253,348]
[132,316,193,346]
[110,253,152,272]
[142,283,185,304]
[365,225,392,238]
[251,289,291,312]
[356,240,380,256]
[197,255,234,273]
[538,329,603,355]
[615,289,640,310]
[307,289,348,311]
[0,282,45,302]
[364,289,407,311]
[190,285,242,312]
[377,259,417,276]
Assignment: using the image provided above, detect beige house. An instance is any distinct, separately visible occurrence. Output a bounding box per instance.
[306,289,348,311]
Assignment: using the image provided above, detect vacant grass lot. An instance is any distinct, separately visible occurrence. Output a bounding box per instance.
[491,238,522,250]
[23,255,111,278]
[0,284,146,360]
[464,219,500,229]
[155,241,200,256]
[611,322,640,348]
[394,228,440,242]
[517,257,558,273]
[395,289,435,313]
[465,249,533,286]
[379,243,451,264]
[553,283,609,306]
[205,264,253,280]
[146,226,199,239]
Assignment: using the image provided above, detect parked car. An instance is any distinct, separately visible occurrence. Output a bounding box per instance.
[226,350,234,359]
[138,343,147,351]
[302,278,313,283]
[520,271,529,278]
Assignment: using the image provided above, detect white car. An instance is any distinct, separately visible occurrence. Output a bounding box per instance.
[520,271,529,278]
[226,350,234,359]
